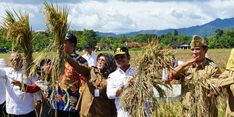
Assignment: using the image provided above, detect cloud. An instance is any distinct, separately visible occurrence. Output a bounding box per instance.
[1,0,234,33]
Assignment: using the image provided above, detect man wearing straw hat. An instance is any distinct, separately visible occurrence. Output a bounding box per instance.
[169,35,221,117]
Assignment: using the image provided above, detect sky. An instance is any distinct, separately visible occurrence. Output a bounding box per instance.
[1,0,234,34]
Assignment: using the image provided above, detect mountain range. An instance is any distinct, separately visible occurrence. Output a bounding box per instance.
[97,17,234,37]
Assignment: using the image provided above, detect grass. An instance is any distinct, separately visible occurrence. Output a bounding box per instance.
[0,48,231,116]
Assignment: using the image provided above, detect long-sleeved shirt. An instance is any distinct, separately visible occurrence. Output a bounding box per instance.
[0,67,41,115]
[0,67,6,104]
[107,66,136,117]
[82,53,97,67]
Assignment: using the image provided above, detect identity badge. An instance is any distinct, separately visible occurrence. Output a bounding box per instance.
[94,89,100,97]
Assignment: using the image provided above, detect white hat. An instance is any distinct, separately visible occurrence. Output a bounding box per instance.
[0,58,7,67]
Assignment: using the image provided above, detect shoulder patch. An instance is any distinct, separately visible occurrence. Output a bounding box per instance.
[209,62,218,68]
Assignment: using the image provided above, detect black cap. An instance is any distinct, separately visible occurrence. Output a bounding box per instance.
[85,44,94,49]
[65,32,77,46]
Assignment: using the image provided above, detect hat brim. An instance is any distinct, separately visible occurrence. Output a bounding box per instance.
[114,52,126,56]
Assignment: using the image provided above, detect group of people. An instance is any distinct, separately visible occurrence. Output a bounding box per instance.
[0,32,135,117]
[1,32,234,117]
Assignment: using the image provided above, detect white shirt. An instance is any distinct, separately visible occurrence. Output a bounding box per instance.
[0,58,7,104]
[107,66,136,117]
[0,67,6,104]
[1,67,41,115]
[82,53,97,67]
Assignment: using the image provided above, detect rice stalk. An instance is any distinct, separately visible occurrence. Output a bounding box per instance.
[29,2,68,89]
[182,71,219,117]
[44,1,68,80]
[2,9,33,77]
[121,37,174,117]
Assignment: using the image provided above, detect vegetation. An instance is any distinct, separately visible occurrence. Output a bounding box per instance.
[0,49,231,116]
[1,28,234,52]
[1,10,33,76]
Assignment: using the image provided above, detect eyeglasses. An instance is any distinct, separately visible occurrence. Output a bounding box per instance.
[115,55,127,60]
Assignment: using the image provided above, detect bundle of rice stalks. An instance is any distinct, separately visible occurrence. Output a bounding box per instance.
[184,73,219,117]
[30,2,68,86]
[44,1,68,80]
[121,37,174,117]
[2,10,33,76]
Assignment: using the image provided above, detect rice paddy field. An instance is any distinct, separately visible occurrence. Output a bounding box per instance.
[0,48,232,116]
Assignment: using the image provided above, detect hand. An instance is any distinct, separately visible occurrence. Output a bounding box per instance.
[35,101,41,116]
[183,56,200,67]
[61,75,70,85]
[11,80,21,87]
[56,94,62,101]
[188,57,199,65]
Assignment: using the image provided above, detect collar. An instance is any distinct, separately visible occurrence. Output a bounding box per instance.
[117,65,132,73]
[70,52,80,58]
[192,58,209,69]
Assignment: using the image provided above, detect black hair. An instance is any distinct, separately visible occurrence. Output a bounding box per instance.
[37,59,51,76]
[40,59,51,67]
[65,32,77,47]
[97,53,117,77]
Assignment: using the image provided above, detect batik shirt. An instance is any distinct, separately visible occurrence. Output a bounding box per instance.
[52,52,87,112]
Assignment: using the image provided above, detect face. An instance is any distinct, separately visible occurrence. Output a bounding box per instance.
[190,46,207,62]
[64,41,74,54]
[97,56,106,69]
[10,57,23,70]
[115,54,130,67]
[41,62,52,75]
[85,47,93,53]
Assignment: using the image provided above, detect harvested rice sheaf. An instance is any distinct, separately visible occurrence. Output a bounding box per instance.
[121,38,174,117]
[43,2,68,83]
[29,2,68,86]
[2,10,33,77]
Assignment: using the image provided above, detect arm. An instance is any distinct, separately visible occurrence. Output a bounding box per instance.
[34,91,42,116]
[65,55,91,77]
[169,58,197,80]
[0,68,6,79]
[106,76,120,99]
[11,80,41,93]
[208,70,234,88]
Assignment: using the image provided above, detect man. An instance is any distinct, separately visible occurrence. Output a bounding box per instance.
[55,32,88,117]
[169,35,221,117]
[0,52,41,117]
[82,44,97,67]
[107,47,136,117]
[0,58,7,116]
[206,48,234,117]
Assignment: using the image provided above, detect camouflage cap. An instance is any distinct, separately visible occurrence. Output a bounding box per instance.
[190,35,207,47]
